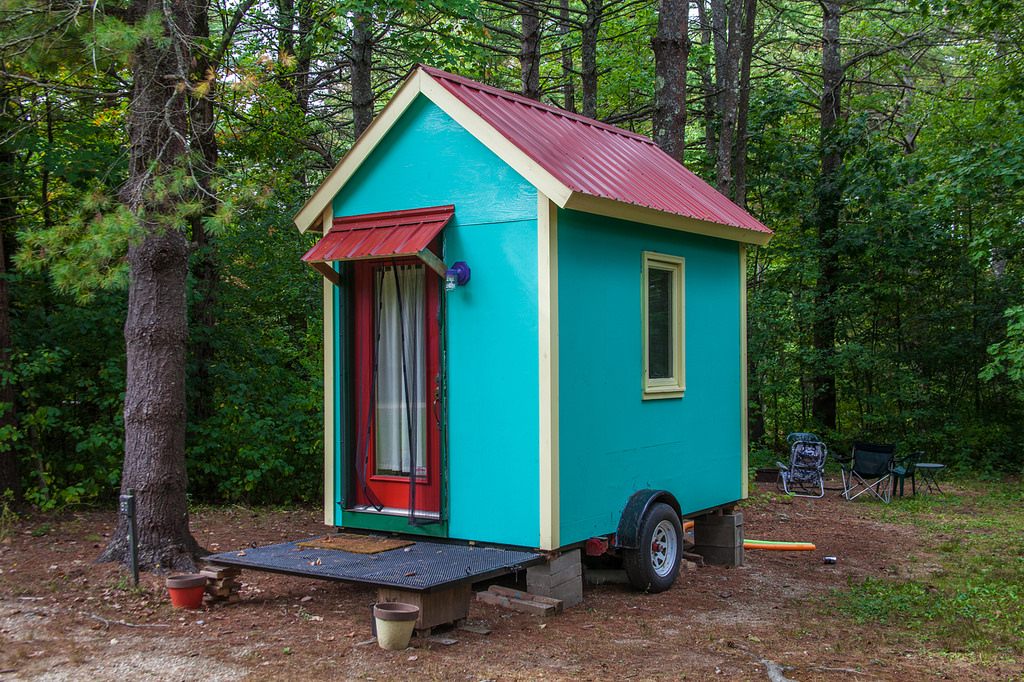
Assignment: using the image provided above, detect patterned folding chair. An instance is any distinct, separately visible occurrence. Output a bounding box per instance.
[776,433,828,498]
[838,442,896,503]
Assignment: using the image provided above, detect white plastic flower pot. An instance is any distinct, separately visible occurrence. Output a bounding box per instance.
[373,602,420,651]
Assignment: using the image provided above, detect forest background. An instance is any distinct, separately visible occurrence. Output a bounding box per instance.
[0,0,1021,511]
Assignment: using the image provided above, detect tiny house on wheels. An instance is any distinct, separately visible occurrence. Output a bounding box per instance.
[291,65,772,602]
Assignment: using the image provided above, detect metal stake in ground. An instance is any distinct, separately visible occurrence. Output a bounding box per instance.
[119,489,139,586]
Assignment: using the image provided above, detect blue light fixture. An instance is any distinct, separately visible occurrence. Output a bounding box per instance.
[445,261,471,291]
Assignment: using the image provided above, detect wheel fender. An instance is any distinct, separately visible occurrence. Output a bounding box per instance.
[614,489,682,550]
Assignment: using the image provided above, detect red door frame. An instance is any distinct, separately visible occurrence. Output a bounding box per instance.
[352,258,441,513]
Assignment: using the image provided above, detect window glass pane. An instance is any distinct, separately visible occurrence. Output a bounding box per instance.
[648,267,673,380]
[375,265,427,477]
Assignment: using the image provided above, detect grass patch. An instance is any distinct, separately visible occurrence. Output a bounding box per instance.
[835,481,1024,659]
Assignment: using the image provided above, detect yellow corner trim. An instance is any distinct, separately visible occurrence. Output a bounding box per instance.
[538,192,560,550]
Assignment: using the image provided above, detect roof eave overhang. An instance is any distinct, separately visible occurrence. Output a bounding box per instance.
[562,193,774,246]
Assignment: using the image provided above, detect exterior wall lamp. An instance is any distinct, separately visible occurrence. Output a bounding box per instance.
[445,261,471,291]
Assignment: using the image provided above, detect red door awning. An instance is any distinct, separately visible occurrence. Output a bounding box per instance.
[302,205,454,283]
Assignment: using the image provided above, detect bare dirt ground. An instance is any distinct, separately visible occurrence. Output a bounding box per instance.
[0,482,1020,681]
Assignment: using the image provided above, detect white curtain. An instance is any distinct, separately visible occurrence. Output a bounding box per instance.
[375,265,426,477]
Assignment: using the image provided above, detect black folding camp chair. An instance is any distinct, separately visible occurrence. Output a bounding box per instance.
[838,442,896,503]
[776,433,828,498]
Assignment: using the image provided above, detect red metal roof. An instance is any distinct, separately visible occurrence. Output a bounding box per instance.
[419,65,771,237]
[302,205,454,263]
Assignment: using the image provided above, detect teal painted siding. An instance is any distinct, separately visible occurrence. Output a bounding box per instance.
[557,209,743,546]
[329,96,540,547]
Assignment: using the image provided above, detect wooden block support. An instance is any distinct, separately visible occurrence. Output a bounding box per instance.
[527,549,583,608]
[476,586,561,616]
[693,511,744,567]
[377,584,472,631]
[201,565,241,580]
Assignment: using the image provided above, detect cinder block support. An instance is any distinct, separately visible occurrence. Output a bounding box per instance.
[693,510,744,567]
[527,549,583,608]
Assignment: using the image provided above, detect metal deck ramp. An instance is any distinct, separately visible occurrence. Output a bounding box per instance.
[204,536,543,593]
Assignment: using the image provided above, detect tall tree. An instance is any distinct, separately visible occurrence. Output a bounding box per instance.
[0,82,17,499]
[652,0,690,162]
[520,1,542,99]
[351,10,375,136]
[810,0,842,431]
[580,0,603,117]
[98,0,204,571]
[709,0,757,200]
[559,0,576,112]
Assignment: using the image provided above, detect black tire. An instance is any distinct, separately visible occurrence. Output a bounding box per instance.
[623,502,682,593]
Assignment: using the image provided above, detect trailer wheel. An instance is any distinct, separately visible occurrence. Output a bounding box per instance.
[623,502,682,593]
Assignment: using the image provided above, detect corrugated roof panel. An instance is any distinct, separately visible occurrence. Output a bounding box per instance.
[419,66,771,236]
[302,205,454,263]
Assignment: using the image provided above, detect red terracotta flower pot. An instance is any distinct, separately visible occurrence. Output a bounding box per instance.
[166,574,207,609]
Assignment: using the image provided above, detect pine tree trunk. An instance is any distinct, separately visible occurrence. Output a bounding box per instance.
[98,0,202,572]
[580,0,602,118]
[294,0,314,115]
[713,0,742,195]
[730,0,756,207]
[811,0,842,432]
[0,135,17,500]
[696,0,717,162]
[189,0,218,427]
[652,0,690,163]
[351,11,374,138]
[520,1,541,100]
[559,0,576,112]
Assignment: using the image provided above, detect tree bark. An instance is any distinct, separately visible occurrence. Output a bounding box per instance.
[293,0,314,115]
[559,0,576,112]
[520,1,542,100]
[98,0,202,572]
[351,11,374,137]
[189,0,218,427]
[811,0,843,431]
[696,0,717,162]
[0,101,18,499]
[712,0,741,195]
[580,0,602,118]
[652,0,690,163]
[730,0,756,207]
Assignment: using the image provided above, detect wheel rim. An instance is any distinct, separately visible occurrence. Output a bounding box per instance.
[650,520,678,578]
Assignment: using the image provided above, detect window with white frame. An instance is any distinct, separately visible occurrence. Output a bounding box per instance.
[642,252,685,399]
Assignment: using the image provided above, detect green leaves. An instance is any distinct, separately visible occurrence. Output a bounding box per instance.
[15,187,135,303]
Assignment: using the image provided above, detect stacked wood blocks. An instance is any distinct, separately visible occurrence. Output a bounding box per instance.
[476,585,562,616]
[201,565,242,603]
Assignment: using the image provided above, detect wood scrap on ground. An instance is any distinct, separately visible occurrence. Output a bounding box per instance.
[475,585,562,617]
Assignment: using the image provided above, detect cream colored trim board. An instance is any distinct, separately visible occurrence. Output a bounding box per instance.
[537,193,560,550]
[322,208,336,525]
[739,245,749,499]
[564,194,773,246]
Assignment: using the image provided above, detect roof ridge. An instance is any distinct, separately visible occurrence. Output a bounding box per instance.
[417,64,657,146]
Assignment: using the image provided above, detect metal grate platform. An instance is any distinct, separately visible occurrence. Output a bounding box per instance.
[204,537,544,593]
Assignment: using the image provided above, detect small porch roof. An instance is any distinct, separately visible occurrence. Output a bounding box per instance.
[301,205,454,283]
